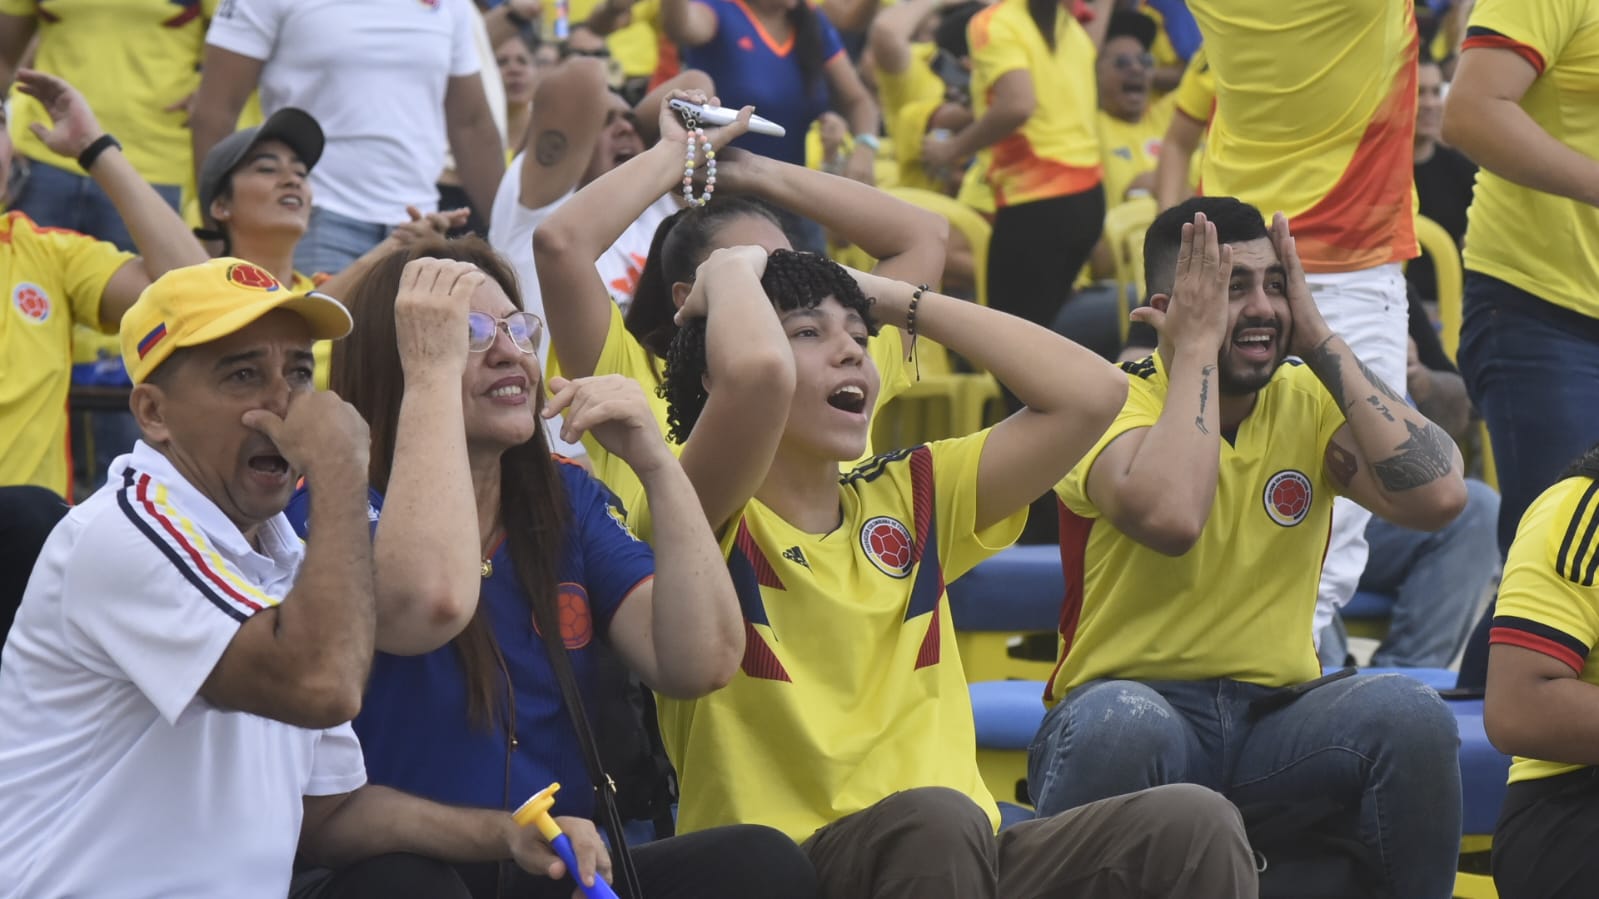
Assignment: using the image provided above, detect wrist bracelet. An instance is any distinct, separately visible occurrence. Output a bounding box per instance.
[905,284,927,380]
[77,133,120,172]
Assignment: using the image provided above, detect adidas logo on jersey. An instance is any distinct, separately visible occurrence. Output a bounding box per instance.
[781,546,811,570]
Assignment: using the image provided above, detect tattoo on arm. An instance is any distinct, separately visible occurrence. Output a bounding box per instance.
[1325,439,1359,488]
[1195,364,1215,434]
[1372,419,1455,491]
[1355,355,1407,405]
[1304,336,1348,409]
[1364,395,1396,422]
[534,130,569,166]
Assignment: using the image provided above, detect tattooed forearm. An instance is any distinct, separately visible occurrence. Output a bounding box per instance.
[1372,420,1455,491]
[1364,395,1396,422]
[1303,336,1348,408]
[1355,354,1407,405]
[534,130,568,166]
[1195,364,1215,434]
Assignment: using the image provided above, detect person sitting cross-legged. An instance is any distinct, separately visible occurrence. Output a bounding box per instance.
[1031,197,1469,899]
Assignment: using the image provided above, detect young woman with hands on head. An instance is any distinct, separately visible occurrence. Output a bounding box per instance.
[533,88,947,528]
[284,238,819,899]
[644,247,1255,898]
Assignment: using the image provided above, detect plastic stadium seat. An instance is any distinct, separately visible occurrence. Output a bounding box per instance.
[970,680,1047,807]
[1343,590,1397,620]
[1456,713,1511,837]
[948,546,1062,681]
[1417,212,1496,491]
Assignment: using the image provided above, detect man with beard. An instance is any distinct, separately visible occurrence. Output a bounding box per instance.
[1029,197,1470,899]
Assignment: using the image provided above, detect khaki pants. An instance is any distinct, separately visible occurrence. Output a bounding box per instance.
[802,783,1257,899]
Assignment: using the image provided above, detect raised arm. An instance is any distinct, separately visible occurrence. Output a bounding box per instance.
[546,374,747,697]
[1272,215,1467,531]
[198,391,376,729]
[718,149,947,286]
[866,0,940,76]
[923,69,1033,171]
[445,73,509,227]
[824,51,881,185]
[532,87,748,380]
[517,57,613,213]
[370,260,487,655]
[849,271,1129,532]
[190,46,264,197]
[483,0,541,47]
[0,13,36,89]
[659,0,719,47]
[1154,110,1204,212]
[1442,43,1599,208]
[15,70,209,327]
[1086,215,1230,555]
[672,247,797,533]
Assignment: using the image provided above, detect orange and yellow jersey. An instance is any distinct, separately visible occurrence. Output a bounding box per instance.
[3,0,217,188]
[657,431,1025,840]
[1184,0,1419,273]
[1489,473,1599,784]
[968,0,1102,208]
[1459,0,1599,319]
[550,303,911,534]
[0,212,133,495]
[1048,354,1347,702]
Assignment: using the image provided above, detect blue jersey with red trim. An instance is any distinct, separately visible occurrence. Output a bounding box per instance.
[682,0,845,166]
[285,461,655,819]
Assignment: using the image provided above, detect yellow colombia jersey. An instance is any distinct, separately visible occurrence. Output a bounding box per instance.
[1185,0,1419,273]
[1048,353,1347,702]
[3,0,216,187]
[1489,473,1599,784]
[1173,44,1215,125]
[968,0,1102,208]
[876,43,946,193]
[658,431,1026,840]
[1096,94,1176,206]
[549,303,911,535]
[1459,0,1599,320]
[0,212,133,495]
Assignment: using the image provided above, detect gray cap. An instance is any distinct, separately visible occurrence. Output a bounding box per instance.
[198,107,324,227]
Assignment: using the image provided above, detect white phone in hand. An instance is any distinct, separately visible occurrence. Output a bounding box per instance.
[668,99,786,138]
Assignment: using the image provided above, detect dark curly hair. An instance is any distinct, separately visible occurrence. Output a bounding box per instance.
[626,196,785,358]
[659,249,880,444]
[1561,441,1599,482]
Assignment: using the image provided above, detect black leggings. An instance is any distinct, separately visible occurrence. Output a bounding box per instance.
[291,824,819,899]
[986,184,1107,337]
[1493,767,1599,899]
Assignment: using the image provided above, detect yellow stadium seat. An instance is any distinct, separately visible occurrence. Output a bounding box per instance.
[1413,214,1496,490]
[1101,196,1159,344]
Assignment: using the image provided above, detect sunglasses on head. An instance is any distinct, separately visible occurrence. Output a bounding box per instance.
[468,311,544,354]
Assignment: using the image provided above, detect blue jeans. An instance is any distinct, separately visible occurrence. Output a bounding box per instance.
[1029,675,1463,899]
[12,157,182,251]
[1320,478,1501,668]
[295,205,393,276]
[1453,272,1599,688]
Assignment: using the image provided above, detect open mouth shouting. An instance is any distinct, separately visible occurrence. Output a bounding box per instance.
[1231,322,1280,364]
[827,383,868,415]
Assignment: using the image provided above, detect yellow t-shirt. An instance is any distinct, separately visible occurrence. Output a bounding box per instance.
[1459,0,1599,320]
[551,303,912,529]
[1185,0,1419,273]
[875,43,946,192]
[1048,353,1347,701]
[607,0,663,79]
[0,212,134,495]
[658,431,1025,840]
[1489,473,1599,784]
[1172,44,1215,125]
[1096,94,1176,206]
[968,0,1102,208]
[3,0,216,187]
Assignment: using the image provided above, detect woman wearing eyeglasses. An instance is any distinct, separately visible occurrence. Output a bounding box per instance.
[283,236,818,899]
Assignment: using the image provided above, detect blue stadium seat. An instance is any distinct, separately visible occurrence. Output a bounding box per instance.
[948,546,1063,681]
[1456,713,1511,836]
[1343,590,1397,620]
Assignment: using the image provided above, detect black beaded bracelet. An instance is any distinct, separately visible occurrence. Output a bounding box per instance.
[77,134,121,172]
[905,284,928,380]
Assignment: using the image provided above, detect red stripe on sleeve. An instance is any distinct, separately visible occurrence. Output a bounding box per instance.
[1462,34,1546,75]
[1491,626,1585,673]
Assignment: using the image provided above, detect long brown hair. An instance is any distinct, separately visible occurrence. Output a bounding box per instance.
[333,235,570,729]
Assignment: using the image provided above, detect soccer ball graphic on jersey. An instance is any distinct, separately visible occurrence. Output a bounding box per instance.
[1263,470,1312,527]
[861,516,915,578]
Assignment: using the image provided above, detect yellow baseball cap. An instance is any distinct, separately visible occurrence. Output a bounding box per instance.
[121,257,353,385]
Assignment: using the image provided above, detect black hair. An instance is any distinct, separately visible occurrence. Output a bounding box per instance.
[934,1,986,60]
[1560,441,1599,482]
[1027,0,1058,50]
[790,1,828,93]
[626,195,785,358]
[1103,9,1156,50]
[1142,195,1270,300]
[659,249,879,444]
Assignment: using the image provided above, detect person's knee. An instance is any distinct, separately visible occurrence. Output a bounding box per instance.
[1130,783,1249,847]
[706,825,818,898]
[879,787,995,844]
[1039,681,1188,762]
[1345,674,1460,757]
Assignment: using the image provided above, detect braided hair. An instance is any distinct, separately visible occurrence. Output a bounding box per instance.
[659,249,879,444]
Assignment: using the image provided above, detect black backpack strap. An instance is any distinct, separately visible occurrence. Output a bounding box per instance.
[532,603,645,899]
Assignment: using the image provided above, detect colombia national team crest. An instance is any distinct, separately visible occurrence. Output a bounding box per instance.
[227,262,282,292]
[12,282,51,323]
[1263,469,1313,527]
[531,583,594,649]
[861,516,915,578]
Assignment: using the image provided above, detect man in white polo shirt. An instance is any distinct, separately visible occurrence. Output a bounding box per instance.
[0,259,603,899]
